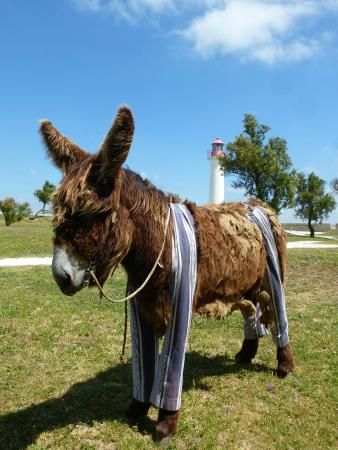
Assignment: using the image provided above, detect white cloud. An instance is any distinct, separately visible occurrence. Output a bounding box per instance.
[71,0,223,14]
[118,0,176,19]
[70,0,337,64]
[253,39,320,64]
[181,0,321,63]
[71,0,176,18]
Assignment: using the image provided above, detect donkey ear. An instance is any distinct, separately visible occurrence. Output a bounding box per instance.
[98,106,134,184]
[39,120,88,175]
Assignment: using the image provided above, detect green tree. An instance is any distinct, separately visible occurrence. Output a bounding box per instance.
[34,180,56,215]
[219,114,296,213]
[294,172,336,238]
[0,198,32,226]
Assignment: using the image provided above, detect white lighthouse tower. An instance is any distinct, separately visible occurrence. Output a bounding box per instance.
[208,137,225,204]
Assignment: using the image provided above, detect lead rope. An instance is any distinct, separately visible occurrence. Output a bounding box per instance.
[89,206,171,304]
[89,206,172,360]
[120,296,128,363]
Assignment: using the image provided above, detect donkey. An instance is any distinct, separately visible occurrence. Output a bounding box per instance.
[40,106,294,444]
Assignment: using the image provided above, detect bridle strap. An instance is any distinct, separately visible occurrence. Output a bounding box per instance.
[89,206,171,304]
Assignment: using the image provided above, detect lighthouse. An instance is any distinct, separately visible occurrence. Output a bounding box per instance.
[208,137,225,204]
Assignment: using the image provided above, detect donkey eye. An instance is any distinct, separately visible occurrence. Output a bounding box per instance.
[69,213,87,226]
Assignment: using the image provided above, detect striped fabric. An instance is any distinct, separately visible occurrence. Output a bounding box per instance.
[247,207,289,348]
[130,203,197,411]
[129,204,289,414]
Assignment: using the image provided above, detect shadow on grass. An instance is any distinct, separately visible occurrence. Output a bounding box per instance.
[0,352,272,449]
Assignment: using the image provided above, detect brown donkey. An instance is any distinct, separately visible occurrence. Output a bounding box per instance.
[40,106,294,444]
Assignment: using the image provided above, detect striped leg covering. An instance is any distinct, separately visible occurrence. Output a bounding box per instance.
[246,207,289,348]
[130,203,197,411]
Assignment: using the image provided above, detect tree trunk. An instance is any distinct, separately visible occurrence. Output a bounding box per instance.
[308,219,315,238]
[34,208,43,218]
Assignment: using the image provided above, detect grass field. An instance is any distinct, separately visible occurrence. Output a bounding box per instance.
[0,219,337,449]
[0,216,53,257]
[0,215,337,260]
[286,233,338,242]
[0,218,338,450]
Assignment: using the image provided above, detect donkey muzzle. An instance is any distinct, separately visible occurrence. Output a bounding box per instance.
[52,246,88,296]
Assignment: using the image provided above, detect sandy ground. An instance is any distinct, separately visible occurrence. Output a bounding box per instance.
[0,241,337,267]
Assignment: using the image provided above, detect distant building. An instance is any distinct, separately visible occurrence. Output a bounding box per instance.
[208,137,225,204]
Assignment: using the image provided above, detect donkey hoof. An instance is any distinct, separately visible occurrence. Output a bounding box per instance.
[125,399,150,424]
[277,362,292,378]
[235,338,259,363]
[154,409,180,446]
[277,344,295,378]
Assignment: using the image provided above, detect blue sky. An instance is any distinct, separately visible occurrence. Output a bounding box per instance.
[0,0,337,223]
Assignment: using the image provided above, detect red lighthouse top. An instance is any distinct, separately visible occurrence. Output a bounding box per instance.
[210,137,225,157]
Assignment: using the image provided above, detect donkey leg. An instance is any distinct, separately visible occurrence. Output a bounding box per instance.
[235,338,259,363]
[257,280,295,377]
[236,304,268,363]
[277,344,295,378]
[155,409,180,445]
[269,293,295,377]
[128,299,158,422]
[125,399,151,424]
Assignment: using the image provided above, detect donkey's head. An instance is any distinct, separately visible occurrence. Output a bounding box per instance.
[40,106,134,295]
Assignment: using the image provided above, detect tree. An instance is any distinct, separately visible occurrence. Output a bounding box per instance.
[34,180,56,215]
[331,178,338,194]
[219,114,296,214]
[0,198,31,226]
[294,172,336,238]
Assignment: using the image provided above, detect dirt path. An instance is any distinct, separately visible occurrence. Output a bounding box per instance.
[287,241,338,249]
[0,257,52,267]
[1,241,337,267]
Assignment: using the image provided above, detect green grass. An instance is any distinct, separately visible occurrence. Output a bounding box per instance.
[0,250,337,449]
[286,233,338,242]
[283,223,338,233]
[285,228,338,242]
[0,218,337,262]
[0,216,53,257]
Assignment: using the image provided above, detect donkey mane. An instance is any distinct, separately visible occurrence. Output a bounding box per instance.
[122,169,181,217]
[52,156,181,307]
[53,156,181,226]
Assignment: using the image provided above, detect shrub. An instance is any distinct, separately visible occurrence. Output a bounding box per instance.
[0,198,32,226]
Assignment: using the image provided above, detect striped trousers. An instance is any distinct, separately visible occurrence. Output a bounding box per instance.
[245,207,289,348]
[129,205,289,412]
[130,204,197,412]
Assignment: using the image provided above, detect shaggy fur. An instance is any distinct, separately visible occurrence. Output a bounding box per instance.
[49,162,281,335]
[41,106,294,441]
[40,120,88,175]
[155,409,180,444]
[41,105,290,345]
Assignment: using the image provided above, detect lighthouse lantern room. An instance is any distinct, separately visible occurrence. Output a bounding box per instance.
[208,137,225,204]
